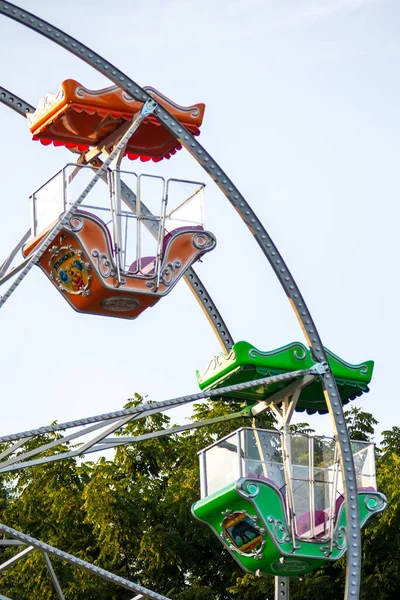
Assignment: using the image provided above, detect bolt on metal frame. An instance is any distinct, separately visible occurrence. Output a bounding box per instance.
[0,3,365,598]
[275,576,289,599]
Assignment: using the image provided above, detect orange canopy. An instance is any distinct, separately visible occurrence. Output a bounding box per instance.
[28,80,205,162]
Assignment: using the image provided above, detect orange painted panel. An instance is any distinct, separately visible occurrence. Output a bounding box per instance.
[23,213,215,319]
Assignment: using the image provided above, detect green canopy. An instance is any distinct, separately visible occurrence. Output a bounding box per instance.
[197,341,373,414]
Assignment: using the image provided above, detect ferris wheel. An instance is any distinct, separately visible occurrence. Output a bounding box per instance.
[0,3,387,600]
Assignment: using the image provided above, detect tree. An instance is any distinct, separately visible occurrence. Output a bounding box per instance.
[344,406,378,442]
[358,427,400,600]
[0,400,398,600]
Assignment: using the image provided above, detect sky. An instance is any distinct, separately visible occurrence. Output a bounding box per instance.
[0,0,399,447]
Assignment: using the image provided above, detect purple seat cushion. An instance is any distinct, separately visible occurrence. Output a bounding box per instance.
[333,488,375,522]
[128,256,156,275]
[335,494,345,517]
[296,510,328,537]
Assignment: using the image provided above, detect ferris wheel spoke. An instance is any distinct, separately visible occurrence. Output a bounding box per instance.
[0,229,31,279]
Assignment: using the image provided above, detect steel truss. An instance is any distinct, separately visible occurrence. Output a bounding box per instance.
[0,3,364,599]
[0,368,319,474]
[0,522,171,600]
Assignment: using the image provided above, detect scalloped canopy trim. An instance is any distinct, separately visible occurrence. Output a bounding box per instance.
[197,341,374,414]
[28,79,204,161]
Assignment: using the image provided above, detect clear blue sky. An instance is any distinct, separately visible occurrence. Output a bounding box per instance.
[0,0,399,442]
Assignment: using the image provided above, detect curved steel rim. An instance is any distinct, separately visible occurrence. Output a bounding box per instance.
[0,3,362,598]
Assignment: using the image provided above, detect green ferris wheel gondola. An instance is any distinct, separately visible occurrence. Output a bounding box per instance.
[192,427,386,577]
[193,343,384,577]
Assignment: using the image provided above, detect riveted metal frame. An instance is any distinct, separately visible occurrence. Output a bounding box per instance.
[0,3,364,598]
[275,576,289,599]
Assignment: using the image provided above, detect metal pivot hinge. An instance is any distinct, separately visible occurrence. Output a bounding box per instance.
[141,98,157,118]
[309,361,329,375]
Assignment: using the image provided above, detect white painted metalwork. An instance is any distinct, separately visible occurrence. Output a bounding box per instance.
[0,546,34,572]
[42,552,66,600]
[0,369,315,474]
[0,524,171,600]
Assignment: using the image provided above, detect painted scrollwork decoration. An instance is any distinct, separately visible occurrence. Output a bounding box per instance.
[161,260,182,286]
[364,493,387,514]
[193,232,215,251]
[267,516,291,545]
[67,215,84,233]
[91,249,116,278]
[240,480,260,499]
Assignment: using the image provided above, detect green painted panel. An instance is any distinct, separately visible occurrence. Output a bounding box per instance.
[197,341,374,414]
[192,478,386,576]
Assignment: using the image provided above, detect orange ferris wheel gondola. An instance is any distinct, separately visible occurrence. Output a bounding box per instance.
[23,80,215,320]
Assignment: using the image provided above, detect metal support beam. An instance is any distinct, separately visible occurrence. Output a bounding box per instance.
[250,373,318,419]
[0,523,170,600]
[0,540,25,546]
[42,552,66,600]
[0,546,34,572]
[275,576,289,599]
[0,229,30,278]
[97,408,250,446]
[0,369,312,474]
[82,120,134,163]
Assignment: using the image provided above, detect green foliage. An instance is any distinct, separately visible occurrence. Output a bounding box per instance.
[379,426,400,460]
[0,400,397,600]
[289,422,316,435]
[344,406,378,441]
